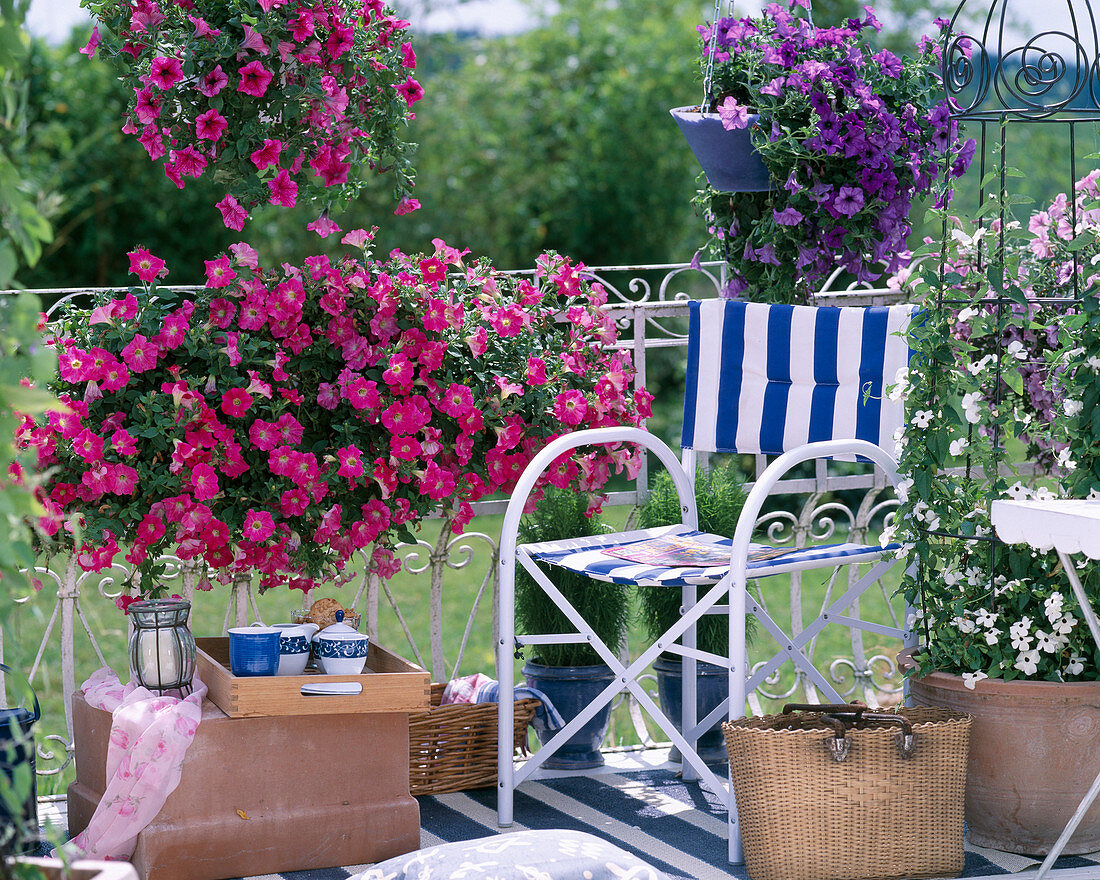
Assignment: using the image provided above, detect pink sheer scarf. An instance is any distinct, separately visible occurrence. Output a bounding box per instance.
[56,666,207,861]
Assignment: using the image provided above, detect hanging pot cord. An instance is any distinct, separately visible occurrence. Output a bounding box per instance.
[702,1,816,113]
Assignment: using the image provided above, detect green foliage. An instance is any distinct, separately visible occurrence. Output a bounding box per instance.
[634,463,750,657]
[515,486,630,667]
[896,177,1100,682]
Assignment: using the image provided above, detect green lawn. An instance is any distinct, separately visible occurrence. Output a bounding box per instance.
[6,506,905,797]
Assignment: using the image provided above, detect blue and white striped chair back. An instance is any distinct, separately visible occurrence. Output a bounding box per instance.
[681,299,915,457]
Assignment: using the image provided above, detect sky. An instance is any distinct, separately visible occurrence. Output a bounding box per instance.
[25,0,537,43]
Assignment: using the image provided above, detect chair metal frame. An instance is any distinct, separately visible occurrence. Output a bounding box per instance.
[497,302,916,863]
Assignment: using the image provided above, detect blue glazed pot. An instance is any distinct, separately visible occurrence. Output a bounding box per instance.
[670,106,773,193]
[522,662,616,770]
[652,656,730,765]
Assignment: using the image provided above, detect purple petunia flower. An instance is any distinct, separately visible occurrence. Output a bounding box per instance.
[717,96,750,130]
[773,206,804,226]
[834,185,866,216]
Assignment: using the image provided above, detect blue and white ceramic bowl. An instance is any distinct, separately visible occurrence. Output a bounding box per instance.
[313,627,370,675]
[272,622,319,676]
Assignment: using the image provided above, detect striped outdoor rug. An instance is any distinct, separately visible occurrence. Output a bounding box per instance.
[40,769,1100,880]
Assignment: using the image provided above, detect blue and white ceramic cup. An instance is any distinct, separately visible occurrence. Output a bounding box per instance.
[272,622,319,676]
[313,630,370,675]
[228,626,281,677]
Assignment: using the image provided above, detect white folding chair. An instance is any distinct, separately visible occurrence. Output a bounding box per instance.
[497,298,917,862]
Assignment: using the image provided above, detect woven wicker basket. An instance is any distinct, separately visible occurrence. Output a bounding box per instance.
[408,683,541,796]
[723,705,972,880]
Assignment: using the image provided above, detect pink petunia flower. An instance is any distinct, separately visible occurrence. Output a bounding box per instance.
[197,64,229,97]
[230,241,260,269]
[133,87,162,123]
[220,387,252,418]
[553,389,589,425]
[211,193,248,230]
[237,60,274,97]
[195,108,227,141]
[341,227,377,248]
[394,197,420,215]
[121,334,159,373]
[241,24,269,54]
[188,14,221,38]
[336,445,365,480]
[204,255,237,287]
[526,356,547,385]
[242,509,275,543]
[306,213,341,237]
[148,56,184,90]
[127,247,166,283]
[190,463,219,501]
[267,168,298,207]
[79,26,101,57]
[394,76,424,106]
[250,138,283,170]
[418,460,456,501]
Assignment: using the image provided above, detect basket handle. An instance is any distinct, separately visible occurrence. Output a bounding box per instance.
[782,702,916,762]
[782,701,867,718]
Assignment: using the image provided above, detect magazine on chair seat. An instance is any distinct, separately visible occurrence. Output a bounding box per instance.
[600,533,800,567]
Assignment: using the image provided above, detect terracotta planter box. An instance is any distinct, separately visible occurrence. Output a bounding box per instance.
[67,682,422,880]
[910,670,1100,855]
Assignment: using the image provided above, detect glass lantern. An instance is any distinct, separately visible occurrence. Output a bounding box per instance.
[127,599,197,693]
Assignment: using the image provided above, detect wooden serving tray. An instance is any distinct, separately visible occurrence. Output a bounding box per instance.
[195,637,430,718]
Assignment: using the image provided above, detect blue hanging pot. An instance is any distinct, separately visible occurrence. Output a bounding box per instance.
[670,105,773,192]
[0,663,41,854]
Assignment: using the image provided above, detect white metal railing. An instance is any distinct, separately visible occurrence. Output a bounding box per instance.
[2,260,911,783]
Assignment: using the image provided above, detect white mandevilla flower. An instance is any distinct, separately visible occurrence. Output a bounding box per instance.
[896,477,913,502]
[1034,486,1056,501]
[911,410,933,429]
[957,306,978,322]
[887,367,909,402]
[1056,446,1078,471]
[1015,649,1040,675]
[1044,592,1064,621]
[943,568,962,587]
[975,608,998,628]
[962,671,988,690]
[951,615,976,634]
[1007,482,1030,500]
[949,437,970,457]
[1006,339,1027,360]
[961,392,982,424]
[1087,355,1100,373]
[1035,629,1060,653]
[1067,655,1086,676]
[1065,398,1083,417]
[1052,613,1077,636]
[984,627,1001,646]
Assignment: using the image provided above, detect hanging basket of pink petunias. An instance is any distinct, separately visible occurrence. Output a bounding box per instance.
[29,235,652,597]
[80,0,423,228]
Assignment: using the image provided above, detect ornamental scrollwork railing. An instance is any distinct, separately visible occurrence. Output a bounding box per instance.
[2,261,911,784]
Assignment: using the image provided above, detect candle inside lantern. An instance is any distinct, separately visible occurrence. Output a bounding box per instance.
[138,628,180,688]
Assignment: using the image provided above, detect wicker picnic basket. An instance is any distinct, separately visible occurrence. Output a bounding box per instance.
[408,683,541,796]
[723,703,972,880]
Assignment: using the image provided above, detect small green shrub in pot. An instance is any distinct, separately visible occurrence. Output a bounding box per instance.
[515,486,631,769]
[515,487,629,667]
[635,461,752,658]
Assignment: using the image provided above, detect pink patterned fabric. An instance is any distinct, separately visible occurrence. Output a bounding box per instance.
[56,666,208,861]
[440,672,494,705]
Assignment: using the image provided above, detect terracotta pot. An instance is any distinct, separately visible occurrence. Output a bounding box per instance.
[669,106,773,192]
[907,664,1100,855]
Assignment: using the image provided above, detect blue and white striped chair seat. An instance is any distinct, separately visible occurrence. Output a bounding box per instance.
[522,525,898,588]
